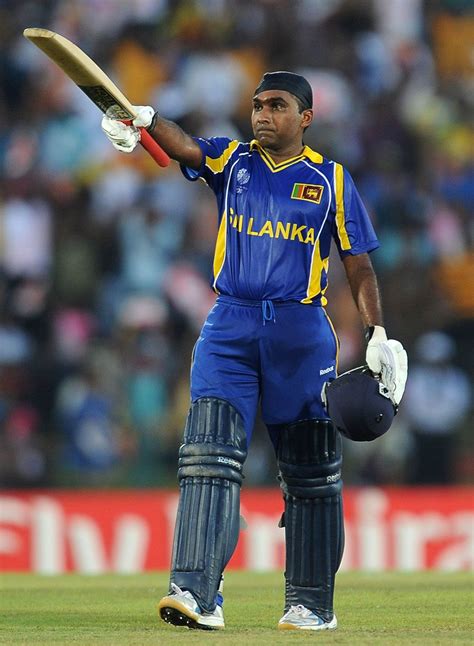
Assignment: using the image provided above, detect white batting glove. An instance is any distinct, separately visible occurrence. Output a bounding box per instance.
[131,105,155,129]
[366,326,408,405]
[101,105,155,153]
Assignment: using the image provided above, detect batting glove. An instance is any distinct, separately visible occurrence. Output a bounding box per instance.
[365,326,408,405]
[101,105,155,153]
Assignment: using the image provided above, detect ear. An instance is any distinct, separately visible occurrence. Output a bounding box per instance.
[301,109,313,129]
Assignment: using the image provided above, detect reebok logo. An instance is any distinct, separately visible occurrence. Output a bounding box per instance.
[217,456,242,470]
[320,365,334,376]
[327,470,341,483]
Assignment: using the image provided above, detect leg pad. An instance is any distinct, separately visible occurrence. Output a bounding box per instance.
[171,398,247,612]
[277,419,344,622]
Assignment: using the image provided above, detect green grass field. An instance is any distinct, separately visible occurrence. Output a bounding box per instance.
[0,571,472,645]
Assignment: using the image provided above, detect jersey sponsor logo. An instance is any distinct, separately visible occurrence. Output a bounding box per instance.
[229,209,317,245]
[291,183,324,204]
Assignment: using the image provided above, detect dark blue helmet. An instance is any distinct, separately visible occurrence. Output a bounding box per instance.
[322,366,397,442]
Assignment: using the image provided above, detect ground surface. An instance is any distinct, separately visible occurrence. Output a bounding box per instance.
[1,571,472,645]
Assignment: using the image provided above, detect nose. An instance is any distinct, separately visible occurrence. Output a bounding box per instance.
[256,108,271,124]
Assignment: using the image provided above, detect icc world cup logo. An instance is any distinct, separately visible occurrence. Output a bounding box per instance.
[237,168,250,185]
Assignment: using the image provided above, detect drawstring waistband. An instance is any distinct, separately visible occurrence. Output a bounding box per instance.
[262,299,276,325]
[216,295,314,324]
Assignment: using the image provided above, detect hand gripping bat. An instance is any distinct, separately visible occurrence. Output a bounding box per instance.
[23,28,170,167]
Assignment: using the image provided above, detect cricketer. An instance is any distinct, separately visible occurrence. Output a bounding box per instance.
[101,71,408,631]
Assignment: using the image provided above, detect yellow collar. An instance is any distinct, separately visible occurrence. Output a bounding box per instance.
[250,140,323,172]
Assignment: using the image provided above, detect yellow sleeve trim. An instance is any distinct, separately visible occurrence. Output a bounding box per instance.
[335,163,351,251]
[205,140,240,174]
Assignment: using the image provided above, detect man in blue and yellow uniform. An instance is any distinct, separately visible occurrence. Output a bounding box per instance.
[102,71,408,631]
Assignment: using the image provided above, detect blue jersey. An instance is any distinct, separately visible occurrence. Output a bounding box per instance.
[182,137,379,304]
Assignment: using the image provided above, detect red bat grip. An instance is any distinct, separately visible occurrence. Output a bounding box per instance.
[138,127,170,167]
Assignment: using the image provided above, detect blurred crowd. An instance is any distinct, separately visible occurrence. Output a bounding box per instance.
[0,0,472,489]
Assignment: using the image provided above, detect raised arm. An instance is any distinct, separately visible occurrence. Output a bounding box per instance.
[147,113,203,169]
[101,105,203,170]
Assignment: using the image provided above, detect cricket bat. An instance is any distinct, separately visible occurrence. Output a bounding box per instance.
[23,28,170,167]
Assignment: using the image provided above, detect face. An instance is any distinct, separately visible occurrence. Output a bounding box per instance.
[251,90,313,151]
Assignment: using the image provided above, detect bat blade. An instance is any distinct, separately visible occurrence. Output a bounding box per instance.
[23,28,169,167]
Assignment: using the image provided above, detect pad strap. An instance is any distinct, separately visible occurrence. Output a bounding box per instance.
[278,418,342,497]
[178,443,246,484]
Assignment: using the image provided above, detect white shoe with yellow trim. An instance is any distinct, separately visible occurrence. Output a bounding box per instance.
[158,583,224,630]
[278,604,337,631]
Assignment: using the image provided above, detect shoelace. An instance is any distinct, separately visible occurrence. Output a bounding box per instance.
[288,604,312,617]
[170,582,223,610]
[170,582,194,600]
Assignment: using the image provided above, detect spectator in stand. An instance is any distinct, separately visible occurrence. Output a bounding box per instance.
[0,0,472,488]
[403,331,472,484]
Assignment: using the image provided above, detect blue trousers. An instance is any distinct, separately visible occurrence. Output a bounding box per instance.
[191,296,339,445]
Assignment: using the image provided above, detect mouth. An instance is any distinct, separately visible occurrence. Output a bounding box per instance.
[256,128,275,135]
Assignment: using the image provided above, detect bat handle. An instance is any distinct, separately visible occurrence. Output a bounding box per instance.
[139,128,170,167]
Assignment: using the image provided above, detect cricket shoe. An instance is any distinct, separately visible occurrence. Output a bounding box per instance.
[278,604,337,631]
[158,583,224,630]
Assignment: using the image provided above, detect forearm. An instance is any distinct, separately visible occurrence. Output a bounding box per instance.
[342,253,384,330]
[148,114,202,169]
[342,253,407,406]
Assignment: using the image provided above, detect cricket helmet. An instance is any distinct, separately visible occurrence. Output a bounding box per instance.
[322,366,397,442]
